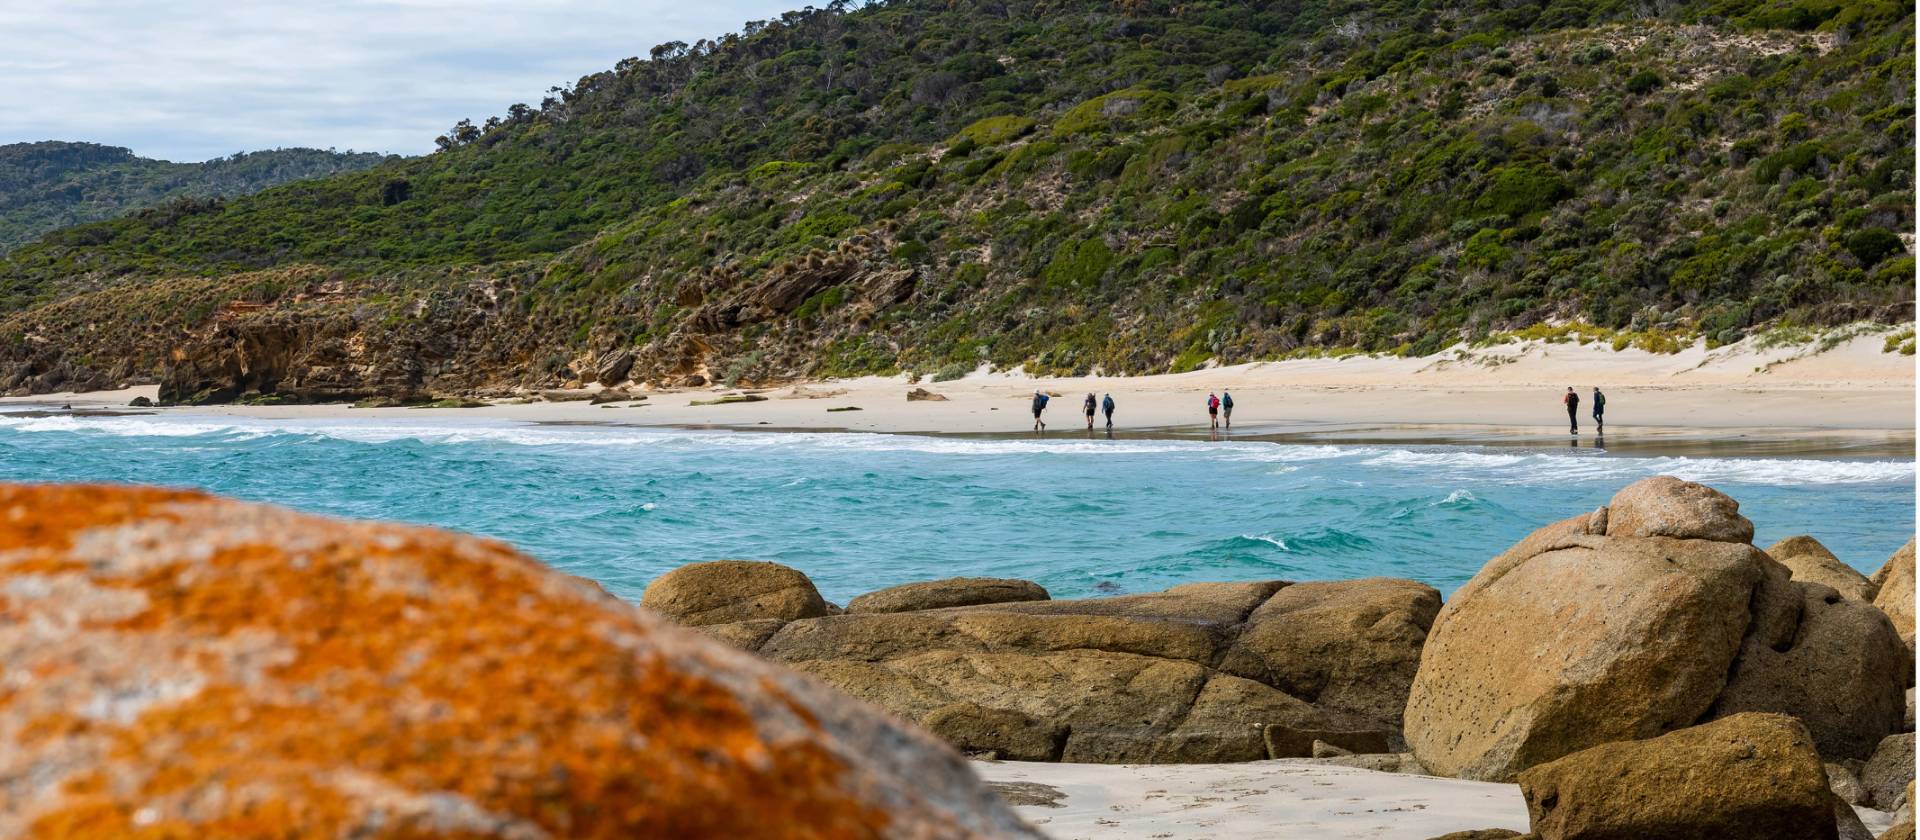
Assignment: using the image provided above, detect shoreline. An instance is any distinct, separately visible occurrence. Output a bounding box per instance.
[4,332,1912,459]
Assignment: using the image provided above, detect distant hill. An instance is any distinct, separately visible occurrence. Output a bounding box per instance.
[0,142,390,251]
[0,0,1911,401]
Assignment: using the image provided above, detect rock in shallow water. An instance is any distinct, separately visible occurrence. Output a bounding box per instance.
[0,483,1037,838]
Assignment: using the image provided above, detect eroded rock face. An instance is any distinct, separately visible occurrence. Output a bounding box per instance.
[1874,539,1916,648]
[641,559,829,626]
[1406,476,1908,781]
[692,576,1436,763]
[847,577,1049,614]
[0,484,1037,839]
[1517,713,1836,840]
[1768,535,1879,601]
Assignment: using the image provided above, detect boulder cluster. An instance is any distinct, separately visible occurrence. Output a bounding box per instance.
[647,476,1917,840]
[644,562,1441,763]
[1,476,1911,839]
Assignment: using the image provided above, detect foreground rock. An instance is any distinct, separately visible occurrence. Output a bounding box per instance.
[1769,535,1879,601]
[641,559,829,626]
[1517,713,1836,840]
[1875,539,1916,648]
[671,573,1440,763]
[0,484,1036,838]
[1406,476,1910,781]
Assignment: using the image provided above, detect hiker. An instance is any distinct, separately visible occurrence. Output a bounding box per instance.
[1032,391,1050,431]
[1207,392,1221,429]
[1562,387,1579,435]
[1221,390,1235,429]
[1101,393,1116,428]
[1592,387,1606,432]
[1083,393,1097,429]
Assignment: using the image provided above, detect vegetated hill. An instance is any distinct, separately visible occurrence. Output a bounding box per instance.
[0,142,391,251]
[0,0,1912,400]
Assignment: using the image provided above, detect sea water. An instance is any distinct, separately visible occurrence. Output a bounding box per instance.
[1,412,1911,603]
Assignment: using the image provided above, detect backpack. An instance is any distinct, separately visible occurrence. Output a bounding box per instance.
[1222,393,1234,408]
[1208,395,1219,409]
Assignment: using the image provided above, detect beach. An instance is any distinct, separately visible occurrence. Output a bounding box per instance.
[9,333,1913,457]
[971,759,1898,839]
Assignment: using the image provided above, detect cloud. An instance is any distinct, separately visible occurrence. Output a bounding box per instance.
[0,0,796,161]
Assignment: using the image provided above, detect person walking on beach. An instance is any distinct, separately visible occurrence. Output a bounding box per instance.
[1032,391,1050,431]
[1101,393,1115,428]
[1083,392,1098,430]
[1221,390,1235,429]
[1562,387,1579,435]
[1591,387,1606,433]
[1207,393,1221,429]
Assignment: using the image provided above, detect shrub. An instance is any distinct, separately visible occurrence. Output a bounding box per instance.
[952,115,1035,146]
[1845,228,1903,267]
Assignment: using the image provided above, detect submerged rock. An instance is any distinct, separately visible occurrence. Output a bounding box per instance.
[1406,476,1908,781]
[1769,535,1879,601]
[641,560,829,626]
[0,483,1037,838]
[1517,713,1836,840]
[847,577,1050,614]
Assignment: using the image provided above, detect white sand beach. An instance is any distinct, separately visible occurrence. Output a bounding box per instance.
[9,333,1913,451]
[973,759,1530,839]
[972,759,1899,839]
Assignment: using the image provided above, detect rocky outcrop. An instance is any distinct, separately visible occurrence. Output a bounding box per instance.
[1769,535,1880,601]
[676,574,1437,763]
[1874,539,1916,647]
[0,483,1037,838]
[641,560,830,626]
[1516,713,1836,840]
[847,577,1050,614]
[594,349,635,386]
[1406,476,1909,781]
[159,314,426,404]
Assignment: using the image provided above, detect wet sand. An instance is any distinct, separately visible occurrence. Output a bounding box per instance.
[4,332,1911,459]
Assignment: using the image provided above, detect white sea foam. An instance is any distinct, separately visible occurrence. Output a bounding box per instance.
[1243,534,1291,550]
[1,411,1909,486]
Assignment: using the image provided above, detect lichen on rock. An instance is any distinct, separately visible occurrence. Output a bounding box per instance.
[0,483,1037,838]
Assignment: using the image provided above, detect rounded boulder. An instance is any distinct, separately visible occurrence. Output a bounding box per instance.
[642,559,829,626]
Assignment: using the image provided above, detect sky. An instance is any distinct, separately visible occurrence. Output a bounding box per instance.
[0,0,798,162]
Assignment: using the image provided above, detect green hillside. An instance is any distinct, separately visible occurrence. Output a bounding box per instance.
[0,0,1912,398]
[0,142,390,252]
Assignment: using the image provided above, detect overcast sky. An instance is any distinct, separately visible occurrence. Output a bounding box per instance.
[0,0,798,162]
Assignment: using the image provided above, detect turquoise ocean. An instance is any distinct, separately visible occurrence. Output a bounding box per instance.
[1,413,1911,603]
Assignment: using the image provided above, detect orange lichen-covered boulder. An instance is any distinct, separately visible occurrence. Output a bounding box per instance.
[0,483,1040,839]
